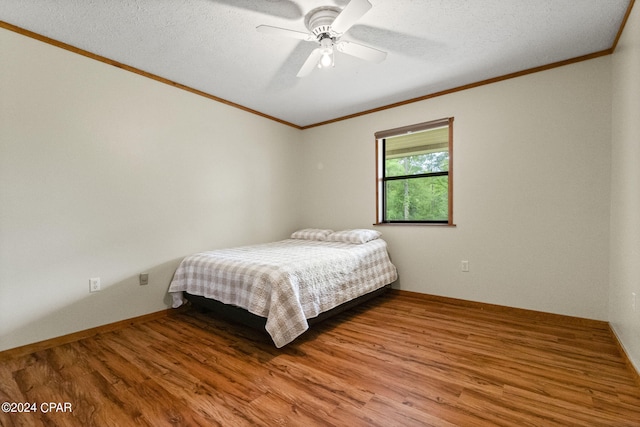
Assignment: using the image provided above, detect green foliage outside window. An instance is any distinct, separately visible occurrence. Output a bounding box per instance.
[384,152,449,221]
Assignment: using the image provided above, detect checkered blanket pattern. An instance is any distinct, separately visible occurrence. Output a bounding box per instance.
[168,238,398,347]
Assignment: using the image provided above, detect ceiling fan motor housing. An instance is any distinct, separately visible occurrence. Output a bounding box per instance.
[305,7,341,38]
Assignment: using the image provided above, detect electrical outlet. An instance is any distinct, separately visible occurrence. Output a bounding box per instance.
[461,260,469,272]
[139,273,149,286]
[89,277,101,293]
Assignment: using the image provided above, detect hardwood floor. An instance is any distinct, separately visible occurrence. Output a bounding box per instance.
[1,290,639,426]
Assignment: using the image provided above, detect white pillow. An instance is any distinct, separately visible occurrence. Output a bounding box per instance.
[290,228,334,241]
[326,229,381,244]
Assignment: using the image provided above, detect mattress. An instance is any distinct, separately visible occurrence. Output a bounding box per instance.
[168,238,398,347]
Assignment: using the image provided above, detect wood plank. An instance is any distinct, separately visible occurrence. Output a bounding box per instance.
[1,291,639,426]
[0,309,178,362]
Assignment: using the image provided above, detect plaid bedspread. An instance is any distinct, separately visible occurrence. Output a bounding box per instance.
[168,238,398,347]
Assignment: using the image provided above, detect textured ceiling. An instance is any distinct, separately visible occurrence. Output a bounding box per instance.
[0,0,632,127]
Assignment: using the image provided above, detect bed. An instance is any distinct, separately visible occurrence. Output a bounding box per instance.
[168,228,398,347]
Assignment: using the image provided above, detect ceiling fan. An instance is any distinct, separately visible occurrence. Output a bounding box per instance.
[257,0,387,77]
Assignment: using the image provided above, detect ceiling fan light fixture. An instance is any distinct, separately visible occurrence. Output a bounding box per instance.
[318,36,335,68]
[319,49,334,68]
[257,0,382,77]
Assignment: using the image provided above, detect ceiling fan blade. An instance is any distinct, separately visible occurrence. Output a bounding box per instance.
[336,41,387,63]
[331,0,372,34]
[256,25,315,41]
[297,48,323,77]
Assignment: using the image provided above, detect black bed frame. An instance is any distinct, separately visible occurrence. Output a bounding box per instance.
[185,284,391,332]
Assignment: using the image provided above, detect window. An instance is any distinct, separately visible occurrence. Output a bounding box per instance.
[376,117,454,225]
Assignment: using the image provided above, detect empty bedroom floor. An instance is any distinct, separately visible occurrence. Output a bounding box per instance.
[1,290,639,426]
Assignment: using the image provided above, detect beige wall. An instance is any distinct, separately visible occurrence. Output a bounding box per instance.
[0,28,303,351]
[610,4,640,370]
[300,57,612,321]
